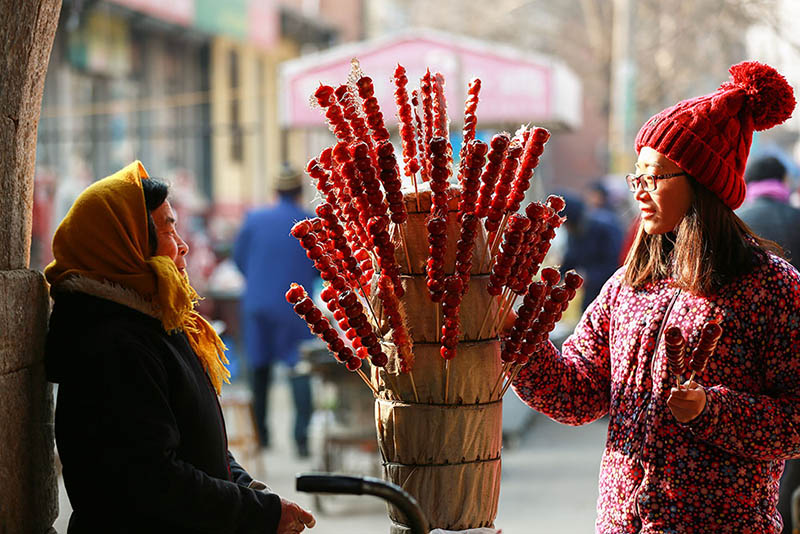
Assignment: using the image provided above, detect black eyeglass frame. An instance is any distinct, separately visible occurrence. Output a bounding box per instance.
[625,171,689,192]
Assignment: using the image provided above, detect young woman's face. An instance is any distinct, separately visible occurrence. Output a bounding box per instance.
[634,147,694,235]
[152,200,189,274]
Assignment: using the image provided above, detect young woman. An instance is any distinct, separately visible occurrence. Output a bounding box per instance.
[512,61,799,533]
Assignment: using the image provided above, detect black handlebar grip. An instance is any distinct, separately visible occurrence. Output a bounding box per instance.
[296,474,364,495]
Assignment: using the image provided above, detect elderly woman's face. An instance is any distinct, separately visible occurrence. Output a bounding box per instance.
[634,147,694,234]
[152,200,189,274]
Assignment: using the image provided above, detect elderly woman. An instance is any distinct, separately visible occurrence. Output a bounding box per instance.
[45,162,315,534]
[513,62,800,533]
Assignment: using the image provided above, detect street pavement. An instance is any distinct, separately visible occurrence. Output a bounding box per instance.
[55,375,607,533]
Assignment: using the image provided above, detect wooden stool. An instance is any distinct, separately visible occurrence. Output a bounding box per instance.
[221,389,265,480]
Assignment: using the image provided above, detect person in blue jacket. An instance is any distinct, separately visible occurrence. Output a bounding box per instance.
[234,167,318,457]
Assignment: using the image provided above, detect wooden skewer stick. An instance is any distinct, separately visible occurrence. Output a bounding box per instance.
[435,302,441,339]
[489,212,511,258]
[357,368,379,396]
[478,291,504,340]
[412,174,421,212]
[487,289,511,338]
[479,237,492,273]
[495,294,517,337]
[489,362,511,399]
[499,364,524,398]
[444,359,451,404]
[358,280,382,334]
[477,303,494,340]
[399,224,413,274]
[409,370,420,403]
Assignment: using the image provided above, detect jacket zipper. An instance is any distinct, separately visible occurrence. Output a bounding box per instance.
[632,288,682,529]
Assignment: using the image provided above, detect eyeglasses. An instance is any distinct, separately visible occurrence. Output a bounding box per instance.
[625,171,688,192]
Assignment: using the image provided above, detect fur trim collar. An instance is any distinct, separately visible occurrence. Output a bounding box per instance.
[54,275,161,319]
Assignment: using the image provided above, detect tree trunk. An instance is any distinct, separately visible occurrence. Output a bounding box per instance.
[0,1,62,532]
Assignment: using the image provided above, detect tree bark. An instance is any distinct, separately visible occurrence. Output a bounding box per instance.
[0,1,62,532]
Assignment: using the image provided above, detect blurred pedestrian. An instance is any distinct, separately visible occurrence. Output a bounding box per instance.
[586,180,622,229]
[559,191,622,311]
[737,155,800,269]
[234,167,318,458]
[45,161,315,534]
[513,62,800,533]
[737,154,800,533]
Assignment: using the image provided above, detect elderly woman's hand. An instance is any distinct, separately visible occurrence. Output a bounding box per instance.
[667,381,707,423]
[277,498,315,534]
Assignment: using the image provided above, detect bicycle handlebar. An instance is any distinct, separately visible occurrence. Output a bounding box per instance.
[296,473,429,534]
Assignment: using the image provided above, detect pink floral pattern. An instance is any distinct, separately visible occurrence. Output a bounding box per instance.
[513,254,800,533]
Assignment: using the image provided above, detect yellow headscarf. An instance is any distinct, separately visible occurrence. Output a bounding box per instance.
[45,161,230,394]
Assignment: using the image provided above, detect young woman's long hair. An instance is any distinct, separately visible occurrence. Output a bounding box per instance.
[623,177,782,295]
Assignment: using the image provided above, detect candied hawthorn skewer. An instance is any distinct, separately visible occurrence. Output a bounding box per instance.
[420,70,435,182]
[349,141,387,219]
[425,215,448,303]
[338,289,388,370]
[482,139,524,268]
[393,65,420,175]
[687,321,723,383]
[475,133,511,219]
[487,214,531,296]
[315,202,363,288]
[507,215,544,295]
[411,89,427,182]
[489,280,548,397]
[286,283,376,394]
[478,214,531,338]
[506,127,550,214]
[374,140,412,273]
[366,215,403,298]
[457,139,488,216]
[333,142,371,248]
[440,274,464,403]
[314,84,354,143]
[335,85,373,150]
[393,64,421,206]
[460,78,482,165]
[432,72,449,141]
[428,136,451,218]
[454,213,480,294]
[497,269,581,398]
[375,141,407,224]
[356,75,391,143]
[664,326,687,387]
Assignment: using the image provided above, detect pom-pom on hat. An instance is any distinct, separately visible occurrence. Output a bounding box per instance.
[635,61,796,209]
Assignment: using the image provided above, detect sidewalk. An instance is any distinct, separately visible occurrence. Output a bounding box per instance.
[55,375,607,533]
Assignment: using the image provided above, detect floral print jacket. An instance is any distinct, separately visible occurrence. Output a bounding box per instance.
[512,253,800,533]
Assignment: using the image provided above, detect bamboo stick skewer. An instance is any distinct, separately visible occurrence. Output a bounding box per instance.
[357,369,379,396]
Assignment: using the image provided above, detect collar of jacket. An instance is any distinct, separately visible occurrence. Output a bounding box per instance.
[53,275,161,320]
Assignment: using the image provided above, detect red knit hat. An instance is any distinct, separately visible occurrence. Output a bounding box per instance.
[635,61,796,210]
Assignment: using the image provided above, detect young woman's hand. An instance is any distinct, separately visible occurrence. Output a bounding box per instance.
[667,381,707,423]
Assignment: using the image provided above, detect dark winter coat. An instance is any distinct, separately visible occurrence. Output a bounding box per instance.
[737,196,800,269]
[46,277,281,534]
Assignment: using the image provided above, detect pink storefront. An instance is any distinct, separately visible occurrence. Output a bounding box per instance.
[280,28,582,132]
